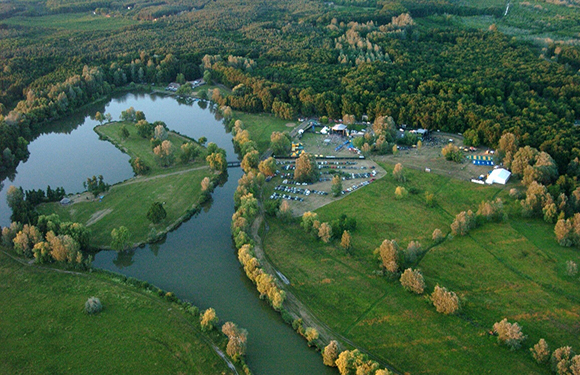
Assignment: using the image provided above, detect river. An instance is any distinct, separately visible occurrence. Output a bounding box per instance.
[0,92,335,375]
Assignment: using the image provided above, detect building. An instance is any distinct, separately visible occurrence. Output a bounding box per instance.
[486,168,511,185]
[331,124,348,136]
[167,82,181,91]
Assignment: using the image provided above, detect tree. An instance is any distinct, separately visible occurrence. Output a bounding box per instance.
[207,152,226,173]
[154,124,168,141]
[270,131,291,156]
[241,150,259,173]
[451,210,476,236]
[94,111,104,125]
[301,212,319,233]
[395,186,407,200]
[432,228,444,243]
[110,226,130,252]
[131,157,149,175]
[119,125,130,140]
[405,241,421,263]
[393,163,405,182]
[341,230,351,252]
[258,157,276,177]
[222,322,248,361]
[498,132,518,164]
[332,175,343,197]
[552,347,576,375]
[531,339,550,364]
[431,285,460,314]
[376,239,400,273]
[200,308,218,332]
[277,200,292,222]
[294,153,319,183]
[201,177,211,192]
[153,140,175,167]
[442,143,463,162]
[304,327,319,345]
[323,340,340,367]
[493,318,527,350]
[318,222,333,243]
[400,268,425,294]
[203,70,212,85]
[120,107,136,122]
[147,202,167,224]
[335,349,380,375]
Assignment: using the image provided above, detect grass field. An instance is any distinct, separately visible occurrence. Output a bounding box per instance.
[233,112,294,153]
[262,160,580,374]
[0,250,232,375]
[0,13,138,31]
[37,122,212,248]
[38,167,210,247]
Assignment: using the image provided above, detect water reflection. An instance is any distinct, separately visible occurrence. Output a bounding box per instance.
[112,248,136,268]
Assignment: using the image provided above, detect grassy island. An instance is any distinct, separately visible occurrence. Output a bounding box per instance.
[0,250,234,374]
[37,121,216,248]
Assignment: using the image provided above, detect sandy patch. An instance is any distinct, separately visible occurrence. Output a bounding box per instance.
[86,208,113,226]
[286,122,296,127]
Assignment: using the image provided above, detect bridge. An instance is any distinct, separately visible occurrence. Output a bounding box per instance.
[227,161,241,168]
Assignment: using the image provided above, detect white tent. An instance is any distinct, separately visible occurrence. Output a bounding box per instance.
[486,168,511,185]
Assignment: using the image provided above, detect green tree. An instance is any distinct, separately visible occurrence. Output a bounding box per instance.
[294,153,319,183]
[331,175,342,197]
[94,111,104,125]
[147,202,167,224]
[119,125,130,140]
[111,226,130,252]
[270,131,291,156]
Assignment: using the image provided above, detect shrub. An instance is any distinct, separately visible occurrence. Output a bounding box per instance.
[442,143,463,162]
[493,318,526,350]
[85,297,103,315]
[400,268,425,294]
[530,338,550,364]
[431,285,460,314]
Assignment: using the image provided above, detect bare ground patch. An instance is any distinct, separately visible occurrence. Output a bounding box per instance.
[86,208,113,226]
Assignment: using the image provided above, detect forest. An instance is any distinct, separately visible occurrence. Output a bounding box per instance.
[1,0,580,173]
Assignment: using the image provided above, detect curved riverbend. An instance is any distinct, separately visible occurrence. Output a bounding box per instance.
[0,92,335,375]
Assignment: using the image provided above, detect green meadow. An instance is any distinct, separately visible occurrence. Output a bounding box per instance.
[262,161,579,374]
[0,250,232,375]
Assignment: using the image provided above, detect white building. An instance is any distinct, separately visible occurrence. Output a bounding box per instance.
[486,168,511,185]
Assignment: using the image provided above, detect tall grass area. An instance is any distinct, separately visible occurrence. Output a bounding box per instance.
[262,161,579,374]
[0,250,232,375]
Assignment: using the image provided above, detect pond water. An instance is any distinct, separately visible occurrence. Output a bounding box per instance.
[0,92,334,375]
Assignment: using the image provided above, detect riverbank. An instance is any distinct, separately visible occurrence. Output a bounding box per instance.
[0,248,239,374]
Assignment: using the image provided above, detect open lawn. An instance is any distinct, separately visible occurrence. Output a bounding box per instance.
[0,250,232,375]
[38,167,210,248]
[1,13,137,31]
[261,160,578,374]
